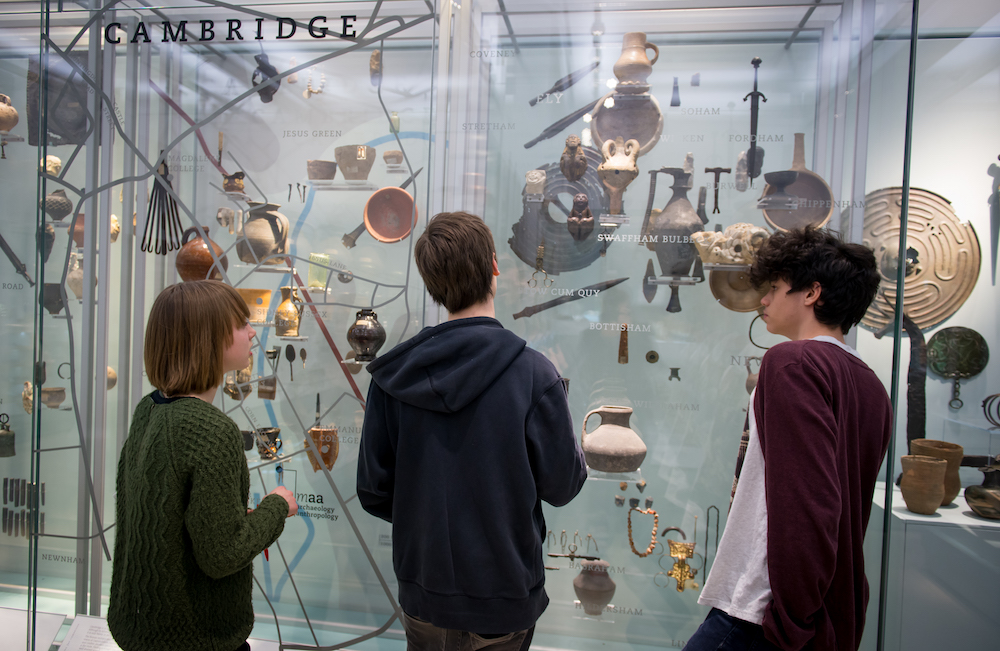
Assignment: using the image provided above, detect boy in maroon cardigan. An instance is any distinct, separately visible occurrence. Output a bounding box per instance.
[688,227,893,651]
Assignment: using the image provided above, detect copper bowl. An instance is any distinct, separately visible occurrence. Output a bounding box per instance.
[364,187,418,243]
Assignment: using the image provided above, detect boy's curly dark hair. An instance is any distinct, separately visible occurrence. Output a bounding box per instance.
[749,227,880,334]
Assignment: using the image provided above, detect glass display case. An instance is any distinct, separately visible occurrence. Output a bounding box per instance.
[0,0,996,649]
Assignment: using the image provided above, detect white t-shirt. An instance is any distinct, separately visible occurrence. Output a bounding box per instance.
[698,337,862,624]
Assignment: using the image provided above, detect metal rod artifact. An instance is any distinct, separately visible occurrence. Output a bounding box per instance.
[523,101,601,149]
[528,61,600,107]
[512,277,628,319]
[743,58,766,187]
[705,167,731,214]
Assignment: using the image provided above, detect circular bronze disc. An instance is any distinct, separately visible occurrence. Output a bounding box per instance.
[709,269,766,312]
[590,93,663,157]
[859,187,980,332]
[927,327,989,380]
[761,169,833,231]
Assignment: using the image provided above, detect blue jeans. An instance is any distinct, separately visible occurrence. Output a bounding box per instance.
[402,612,534,651]
[685,608,783,650]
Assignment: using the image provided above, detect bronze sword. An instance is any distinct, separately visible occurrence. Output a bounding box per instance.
[513,277,628,319]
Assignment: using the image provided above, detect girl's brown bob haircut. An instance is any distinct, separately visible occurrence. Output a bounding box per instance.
[144,281,250,396]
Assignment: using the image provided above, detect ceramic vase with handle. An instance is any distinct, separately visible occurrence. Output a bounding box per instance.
[597,137,640,215]
[899,455,947,515]
[573,560,616,616]
[237,202,289,265]
[176,226,228,282]
[964,465,1000,520]
[274,286,303,337]
[909,438,963,505]
[612,33,659,95]
[581,405,646,473]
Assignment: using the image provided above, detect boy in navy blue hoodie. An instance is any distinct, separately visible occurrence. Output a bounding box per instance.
[358,211,587,650]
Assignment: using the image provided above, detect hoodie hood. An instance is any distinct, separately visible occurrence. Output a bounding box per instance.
[367,317,526,413]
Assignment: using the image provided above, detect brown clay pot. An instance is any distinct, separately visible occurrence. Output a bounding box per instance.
[306,426,339,472]
[306,160,337,181]
[176,226,228,282]
[910,439,963,505]
[335,145,376,181]
[899,455,947,515]
[964,465,1000,520]
[42,189,73,221]
[39,387,66,409]
[383,150,403,165]
[573,560,616,616]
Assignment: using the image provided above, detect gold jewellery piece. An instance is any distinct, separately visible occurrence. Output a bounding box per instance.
[303,68,326,99]
[627,507,658,557]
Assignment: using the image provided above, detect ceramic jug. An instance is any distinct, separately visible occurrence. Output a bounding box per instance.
[176,226,228,282]
[306,426,340,472]
[910,439,963,505]
[613,33,659,95]
[573,560,616,616]
[0,93,18,132]
[237,202,289,265]
[899,455,946,515]
[347,308,386,362]
[274,286,303,337]
[560,134,588,182]
[597,137,640,215]
[965,465,1000,520]
[67,251,93,299]
[581,405,647,473]
[41,189,73,221]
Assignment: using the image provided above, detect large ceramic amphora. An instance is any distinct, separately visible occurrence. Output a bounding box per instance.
[581,405,646,473]
[643,168,702,276]
[176,226,228,282]
[910,438,963,505]
[573,560,616,616]
[899,455,946,515]
[597,137,640,215]
[237,202,289,265]
[274,286,303,337]
[613,33,659,95]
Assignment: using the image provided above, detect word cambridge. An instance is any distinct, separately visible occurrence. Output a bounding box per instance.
[105,17,359,44]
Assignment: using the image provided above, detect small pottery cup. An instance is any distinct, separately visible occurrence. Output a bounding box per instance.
[899,455,947,515]
[39,387,66,409]
[909,439,963,505]
[335,145,376,181]
[306,160,337,181]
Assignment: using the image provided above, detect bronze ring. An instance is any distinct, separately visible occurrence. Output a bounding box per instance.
[57,362,71,379]
[749,314,770,351]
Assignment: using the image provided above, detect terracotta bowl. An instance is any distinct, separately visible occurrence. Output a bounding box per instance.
[383,150,403,165]
[364,187,418,243]
[306,159,337,181]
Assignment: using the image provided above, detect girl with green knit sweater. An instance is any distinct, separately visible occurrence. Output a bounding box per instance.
[109,280,297,651]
